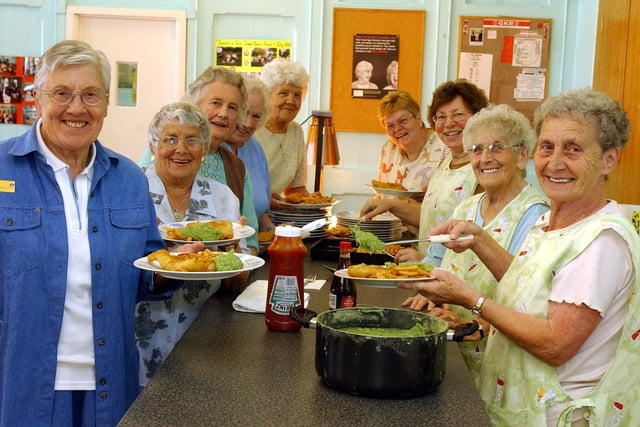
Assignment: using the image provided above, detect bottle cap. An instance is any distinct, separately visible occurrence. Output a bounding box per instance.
[274,224,302,237]
[339,241,352,250]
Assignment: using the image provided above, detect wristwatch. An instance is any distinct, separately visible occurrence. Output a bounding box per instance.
[471,296,486,317]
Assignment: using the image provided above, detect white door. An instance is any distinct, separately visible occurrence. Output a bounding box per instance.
[66,7,186,162]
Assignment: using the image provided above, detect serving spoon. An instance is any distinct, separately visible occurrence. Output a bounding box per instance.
[385,234,474,246]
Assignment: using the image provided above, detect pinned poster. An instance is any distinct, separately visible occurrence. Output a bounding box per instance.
[457,16,552,123]
[214,39,292,77]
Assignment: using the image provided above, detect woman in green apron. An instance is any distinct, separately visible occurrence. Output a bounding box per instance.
[401,88,640,426]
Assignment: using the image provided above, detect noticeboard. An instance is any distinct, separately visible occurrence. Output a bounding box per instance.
[331,8,425,133]
[457,16,552,123]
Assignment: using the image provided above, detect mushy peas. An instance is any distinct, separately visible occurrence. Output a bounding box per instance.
[340,322,428,338]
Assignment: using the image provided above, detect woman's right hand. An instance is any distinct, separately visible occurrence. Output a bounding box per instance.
[270,192,283,210]
[401,293,435,311]
[359,198,396,221]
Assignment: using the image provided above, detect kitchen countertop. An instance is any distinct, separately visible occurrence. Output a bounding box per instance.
[119,251,490,426]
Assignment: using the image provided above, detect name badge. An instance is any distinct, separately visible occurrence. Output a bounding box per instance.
[0,180,15,193]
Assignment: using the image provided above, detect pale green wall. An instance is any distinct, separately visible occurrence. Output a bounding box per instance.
[0,0,599,197]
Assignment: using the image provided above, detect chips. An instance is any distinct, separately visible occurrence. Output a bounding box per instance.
[283,193,333,205]
[371,179,407,191]
[326,225,351,237]
[347,262,433,279]
[384,244,404,256]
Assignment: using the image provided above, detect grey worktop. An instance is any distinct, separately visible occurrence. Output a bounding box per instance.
[119,250,490,426]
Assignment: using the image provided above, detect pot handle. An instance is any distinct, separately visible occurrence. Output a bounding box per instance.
[290,306,318,328]
[447,321,482,342]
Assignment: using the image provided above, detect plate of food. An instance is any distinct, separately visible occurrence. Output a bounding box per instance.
[159,220,255,245]
[335,262,434,288]
[364,184,425,198]
[279,193,341,210]
[133,249,265,280]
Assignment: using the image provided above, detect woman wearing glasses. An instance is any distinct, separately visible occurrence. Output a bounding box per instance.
[0,40,201,425]
[136,102,245,387]
[361,79,489,258]
[376,90,446,192]
[402,104,549,384]
[401,88,640,427]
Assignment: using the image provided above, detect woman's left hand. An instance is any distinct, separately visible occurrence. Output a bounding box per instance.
[397,268,477,309]
[394,247,424,263]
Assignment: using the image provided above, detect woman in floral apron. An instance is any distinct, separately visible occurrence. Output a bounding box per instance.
[402,104,550,385]
[402,88,640,426]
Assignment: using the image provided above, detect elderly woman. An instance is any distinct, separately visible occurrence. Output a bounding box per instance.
[255,58,311,208]
[402,104,549,384]
[402,88,640,426]
[136,102,245,386]
[0,40,196,425]
[361,79,489,257]
[139,68,259,255]
[224,77,274,232]
[376,90,446,191]
[181,67,259,256]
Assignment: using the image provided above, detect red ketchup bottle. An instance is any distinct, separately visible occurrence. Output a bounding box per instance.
[329,241,357,309]
[265,225,307,331]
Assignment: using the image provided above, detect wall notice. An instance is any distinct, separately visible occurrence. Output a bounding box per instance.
[351,34,399,99]
[457,16,552,123]
[215,39,292,78]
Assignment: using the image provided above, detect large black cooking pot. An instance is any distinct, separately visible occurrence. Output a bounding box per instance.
[291,306,450,398]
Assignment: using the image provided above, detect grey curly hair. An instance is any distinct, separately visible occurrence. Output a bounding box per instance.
[148,102,211,152]
[259,58,309,96]
[463,103,536,153]
[533,88,630,152]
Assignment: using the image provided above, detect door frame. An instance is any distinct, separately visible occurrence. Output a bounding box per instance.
[65,6,187,102]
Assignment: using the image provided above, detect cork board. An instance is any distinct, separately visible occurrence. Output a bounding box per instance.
[457,16,552,123]
[330,8,425,133]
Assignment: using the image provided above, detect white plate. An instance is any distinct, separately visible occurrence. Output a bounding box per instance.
[334,268,434,288]
[159,221,255,245]
[133,252,265,280]
[279,200,341,210]
[335,210,402,223]
[364,185,425,198]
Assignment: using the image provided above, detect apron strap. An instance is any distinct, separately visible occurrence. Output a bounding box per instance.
[557,397,597,427]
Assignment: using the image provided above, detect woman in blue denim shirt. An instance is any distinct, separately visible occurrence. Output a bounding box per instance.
[0,40,193,426]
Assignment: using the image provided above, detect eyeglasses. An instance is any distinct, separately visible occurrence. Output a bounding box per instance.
[432,112,470,125]
[40,88,107,106]
[468,143,521,156]
[384,114,415,132]
[159,136,204,151]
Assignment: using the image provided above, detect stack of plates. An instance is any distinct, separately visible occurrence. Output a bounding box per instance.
[271,207,333,239]
[334,210,404,242]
